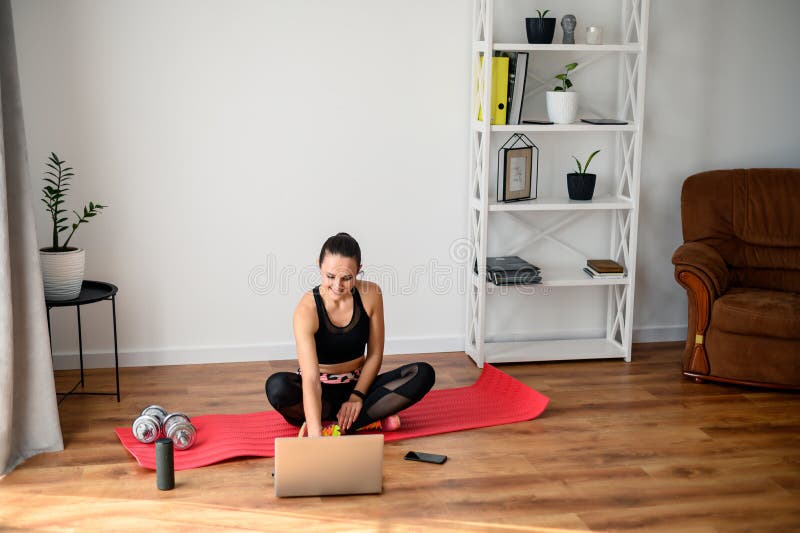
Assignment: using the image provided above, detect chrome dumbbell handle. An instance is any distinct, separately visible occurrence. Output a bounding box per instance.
[132,414,161,443]
[163,412,197,450]
[131,405,168,444]
[141,405,168,423]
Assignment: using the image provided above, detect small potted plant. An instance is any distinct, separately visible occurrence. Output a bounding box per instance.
[568,149,601,200]
[546,62,578,124]
[525,9,556,44]
[39,153,106,300]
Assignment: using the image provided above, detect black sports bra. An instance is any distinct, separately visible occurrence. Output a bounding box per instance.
[313,285,370,365]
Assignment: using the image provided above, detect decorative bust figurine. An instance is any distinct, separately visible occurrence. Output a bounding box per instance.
[561,14,577,44]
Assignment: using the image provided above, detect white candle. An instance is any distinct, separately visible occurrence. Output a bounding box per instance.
[586,26,603,45]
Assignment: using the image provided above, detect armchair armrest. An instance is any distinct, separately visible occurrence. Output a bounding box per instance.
[672,242,730,377]
[672,242,730,298]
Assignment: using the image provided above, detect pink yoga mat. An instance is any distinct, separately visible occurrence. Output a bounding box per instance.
[115,364,549,470]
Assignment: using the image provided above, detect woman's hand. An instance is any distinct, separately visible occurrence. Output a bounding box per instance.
[298,421,323,438]
[337,396,363,431]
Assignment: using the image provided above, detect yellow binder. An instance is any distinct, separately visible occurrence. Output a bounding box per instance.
[477,56,509,125]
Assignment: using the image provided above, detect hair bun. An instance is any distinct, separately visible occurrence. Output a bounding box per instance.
[319,232,361,266]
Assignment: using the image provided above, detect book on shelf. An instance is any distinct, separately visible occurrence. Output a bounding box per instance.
[477,55,509,125]
[586,259,625,273]
[475,256,542,285]
[583,266,626,279]
[504,52,528,126]
[580,118,629,125]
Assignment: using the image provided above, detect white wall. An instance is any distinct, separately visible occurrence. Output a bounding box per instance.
[637,0,800,340]
[11,0,800,368]
[13,0,473,368]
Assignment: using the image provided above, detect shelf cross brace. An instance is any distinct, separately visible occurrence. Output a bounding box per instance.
[617,132,636,198]
[609,284,628,344]
[621,54,641,122]
[624,0,642,44]
[614,210,632,265]
[505,211,593,261]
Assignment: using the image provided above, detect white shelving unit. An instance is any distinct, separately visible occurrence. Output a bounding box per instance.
[466,0,650,367]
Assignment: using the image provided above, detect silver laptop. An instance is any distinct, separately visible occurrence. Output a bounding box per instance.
[273,434,384,497]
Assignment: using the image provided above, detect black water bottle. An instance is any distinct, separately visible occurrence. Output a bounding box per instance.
[156,438,175,490]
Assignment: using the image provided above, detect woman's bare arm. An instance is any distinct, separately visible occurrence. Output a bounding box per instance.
[293,294,323,437]
[353,281,384,396]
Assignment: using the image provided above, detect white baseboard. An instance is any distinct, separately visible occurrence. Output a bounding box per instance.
[51,342,294,370]
[632,325,687,343]
[51,336,465,370]
[52,327,685,370]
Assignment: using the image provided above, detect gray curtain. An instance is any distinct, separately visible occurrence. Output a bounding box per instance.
[0,0,63,476]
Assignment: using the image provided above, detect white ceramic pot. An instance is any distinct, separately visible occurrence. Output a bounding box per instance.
[546,91,579,124]
[40,247,85,301]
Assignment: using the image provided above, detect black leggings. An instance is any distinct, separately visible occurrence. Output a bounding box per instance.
[265,362,435,430]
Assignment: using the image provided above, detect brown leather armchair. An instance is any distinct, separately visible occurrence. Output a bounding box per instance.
[672,169,800,389]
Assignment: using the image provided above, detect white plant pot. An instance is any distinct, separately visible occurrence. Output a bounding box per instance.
[546,91,579,124]
[40,247,85,301]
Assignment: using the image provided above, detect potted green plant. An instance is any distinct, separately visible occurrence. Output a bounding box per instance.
[525,9,556,44]
[39,152,106,300]
[567,149,601,200]
[546,62,579,124]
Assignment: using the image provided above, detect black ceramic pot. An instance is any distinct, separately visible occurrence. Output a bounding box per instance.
[525,18,556,44]
[567,173,596,200]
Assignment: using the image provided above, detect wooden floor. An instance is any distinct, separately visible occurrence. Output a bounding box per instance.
[1,343,799,532]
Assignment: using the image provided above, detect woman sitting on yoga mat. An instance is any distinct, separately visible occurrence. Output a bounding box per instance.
[265,232,435,437]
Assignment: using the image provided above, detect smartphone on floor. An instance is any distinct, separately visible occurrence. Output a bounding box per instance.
[404,451,447,464]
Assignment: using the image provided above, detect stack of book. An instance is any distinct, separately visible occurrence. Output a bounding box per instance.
[583,259,626,279]
[476,52,529,126]
[475,256,542,285]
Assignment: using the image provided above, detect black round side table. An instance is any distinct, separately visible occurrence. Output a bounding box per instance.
[46,280,120,403]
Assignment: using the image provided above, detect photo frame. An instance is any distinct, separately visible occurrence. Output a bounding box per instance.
[497,133,538,202]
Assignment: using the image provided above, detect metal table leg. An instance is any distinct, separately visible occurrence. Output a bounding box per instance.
[47,307,52,351]
[77,305,84,387]
[112,295,120,402]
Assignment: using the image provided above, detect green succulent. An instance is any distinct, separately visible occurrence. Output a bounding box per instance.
[41,152,106,250]
[572,150,601,175]
[554,62,578,91]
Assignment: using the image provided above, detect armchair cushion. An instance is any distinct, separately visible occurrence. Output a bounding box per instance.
[712,288,800,340]
[681,168,800,293]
